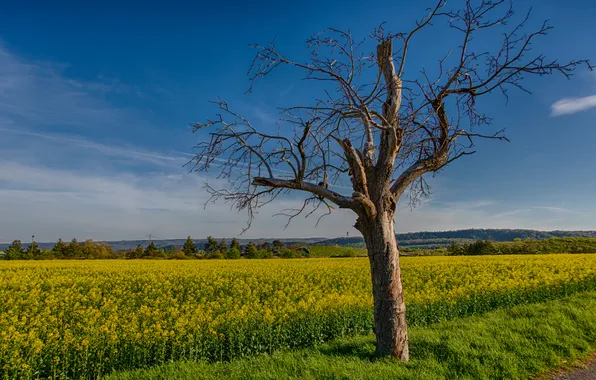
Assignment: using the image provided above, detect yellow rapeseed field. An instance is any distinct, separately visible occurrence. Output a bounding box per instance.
[1,254,595,378]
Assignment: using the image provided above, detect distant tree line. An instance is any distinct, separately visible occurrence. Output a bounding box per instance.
[2,239,114,260]
[6,235,594,260]
[320,229,596,248]
[0,236,310,260]
[399,229,596,241]
[447,238,596,256]
[173,236,308,259]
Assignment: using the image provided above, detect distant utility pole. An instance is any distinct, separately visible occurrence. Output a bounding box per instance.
[146,233,154,242]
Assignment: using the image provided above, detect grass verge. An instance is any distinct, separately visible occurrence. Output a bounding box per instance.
[106,291,596,380]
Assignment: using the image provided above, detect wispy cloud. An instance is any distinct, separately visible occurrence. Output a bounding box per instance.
[0,161,358,241]
[251,107,279,125]
[1,157,593,241]
[0,43,145,130]
[280,84,295,98]
[1,41,594,242]
[440,200,495,210]
[1,127,185,167]
[532,206,576,214]
[490,209,530,219]
[489,205,576,220]
[0,162,204,211]
[550,95,596,116]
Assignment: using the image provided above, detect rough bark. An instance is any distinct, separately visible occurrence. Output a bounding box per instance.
[356,208,409,360]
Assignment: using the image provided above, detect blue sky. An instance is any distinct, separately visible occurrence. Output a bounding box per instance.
[1,0,595,242]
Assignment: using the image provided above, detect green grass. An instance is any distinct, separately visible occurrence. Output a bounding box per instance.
[106,291,596,380]
[307,245,368,257]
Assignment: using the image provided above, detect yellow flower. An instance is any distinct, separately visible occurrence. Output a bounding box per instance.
[0,254,594,378]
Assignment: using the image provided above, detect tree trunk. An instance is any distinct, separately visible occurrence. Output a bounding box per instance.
[359,211,409,361]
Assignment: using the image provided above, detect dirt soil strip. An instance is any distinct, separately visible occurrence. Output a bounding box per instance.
[539,352,596,380]
[552,360,596,380]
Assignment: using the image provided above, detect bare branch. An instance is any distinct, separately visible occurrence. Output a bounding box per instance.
[252,177,355,209]
[191,0,591,231]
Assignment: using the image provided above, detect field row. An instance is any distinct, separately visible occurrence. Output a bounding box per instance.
[106,291,596,380]
[1,255,595,378]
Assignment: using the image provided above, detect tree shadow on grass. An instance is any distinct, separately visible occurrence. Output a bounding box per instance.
[314,334,446,361]
[313,332,472,365]
[315,336,378,361]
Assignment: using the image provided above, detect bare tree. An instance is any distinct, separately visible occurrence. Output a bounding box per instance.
[189,0,591,360]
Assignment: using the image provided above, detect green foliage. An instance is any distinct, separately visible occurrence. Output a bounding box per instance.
[171,252,191,260]
[4,240,25,260]
[204,236,219,253]
[320,229,596,249]
[144,242,159,257]
[64,239,83,258]
[182,236,197,256]
[258,249,273,259]
[230,238,241,251]
[14,235,592,261]
[52,238,68,257]
[401,246,448,256]
[206,250,225,259]
[25,241,41,259]
[259,242,272,252]
[308,245,367,258]
[272,240,285,252]
[225,247,241,259]
[2,238,115,260]
[245,242,258,259]
[219,239,228,255]
[243,243,274,259]
[8,239,277,261]
[447,237,596,256]
[80,240,112,259]
[278,249,297,258]
[37,248,54,259]
[131,244,145,259]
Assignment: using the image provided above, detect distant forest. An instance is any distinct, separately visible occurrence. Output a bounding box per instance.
[0,236,311,260]
[446,238,596,256]
[3,232,596,260]
[2,229,596,252]
[319,229,596,248]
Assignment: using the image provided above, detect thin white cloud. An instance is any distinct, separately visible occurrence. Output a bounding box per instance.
[0,162,204,212]
[1,41,594,242]
[280,84,295,98]
[490,206,575,218]
[0,162,358,241]
[1,160,594,242]
[251,107,280,125]
[0,127,185,166]
[440,200,495,210]
[490,209,529,219]
[0,43,143,129]
[550,95,596,116]
[532,206,575,213]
